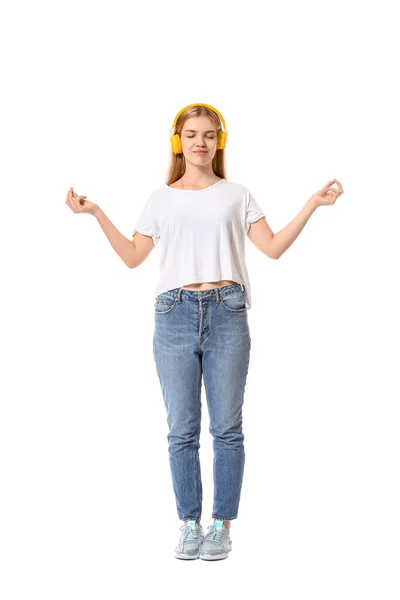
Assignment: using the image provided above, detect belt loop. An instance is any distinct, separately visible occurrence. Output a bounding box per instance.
[240,283,245,293]
[215,287,221,303]
[177,288,182,303]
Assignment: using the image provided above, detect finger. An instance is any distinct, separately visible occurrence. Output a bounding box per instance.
[72,192,80,213]
[70,189,78,211]
[319,180,335,193]
[75,193,86,204]
[72,191,81,210]
[72,189,87,200]
[66,188,73,209]
[324,179,336,188]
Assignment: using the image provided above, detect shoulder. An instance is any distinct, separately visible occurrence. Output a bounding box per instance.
[144,185,171,213]
[224,180,250,196]
[147,185,168,201]
[223,179,246,190]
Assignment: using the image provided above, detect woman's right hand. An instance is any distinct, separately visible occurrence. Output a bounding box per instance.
[65,187,98,216]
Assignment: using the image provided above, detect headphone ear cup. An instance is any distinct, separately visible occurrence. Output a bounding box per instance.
[217,130,228,150]
[170,134,182,155]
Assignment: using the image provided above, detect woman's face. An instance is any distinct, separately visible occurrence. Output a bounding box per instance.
[179,116,218,163]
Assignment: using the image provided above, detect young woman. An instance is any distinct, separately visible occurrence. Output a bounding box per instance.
[65,103,344,561]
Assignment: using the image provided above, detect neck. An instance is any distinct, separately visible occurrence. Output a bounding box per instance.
[181,164,217,186]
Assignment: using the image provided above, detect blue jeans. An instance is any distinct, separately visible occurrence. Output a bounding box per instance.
[153,282,251,522]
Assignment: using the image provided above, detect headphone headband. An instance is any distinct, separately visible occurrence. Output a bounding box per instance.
[170,103,227,134]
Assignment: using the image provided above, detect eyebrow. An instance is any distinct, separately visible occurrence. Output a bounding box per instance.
[183,129,216,133]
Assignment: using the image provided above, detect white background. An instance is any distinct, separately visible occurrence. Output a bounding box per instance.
[1,0,399,598]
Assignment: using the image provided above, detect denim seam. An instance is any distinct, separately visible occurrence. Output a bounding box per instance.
[195,365,202,519]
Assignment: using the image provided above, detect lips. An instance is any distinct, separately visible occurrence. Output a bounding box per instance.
[194,151,208,154]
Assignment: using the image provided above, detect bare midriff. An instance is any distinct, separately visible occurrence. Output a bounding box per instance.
[181,280,236,290]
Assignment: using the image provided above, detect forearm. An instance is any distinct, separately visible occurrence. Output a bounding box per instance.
[93,206,136,268]
[271,198,318,259]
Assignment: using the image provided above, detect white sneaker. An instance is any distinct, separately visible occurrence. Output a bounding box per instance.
[173,520,204,560]
[200,520,232,560]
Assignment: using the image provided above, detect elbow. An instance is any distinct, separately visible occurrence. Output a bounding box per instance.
[126,255,137,268]
[269,236,280,259]
[128,242,139,269]
[267,247,280,259]
[267,244,280,260]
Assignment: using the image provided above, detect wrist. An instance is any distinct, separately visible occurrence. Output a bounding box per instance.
[307,196,318,211]
[93,204,102,218]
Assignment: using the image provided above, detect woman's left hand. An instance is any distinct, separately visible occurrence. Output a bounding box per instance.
[309,179,344,208]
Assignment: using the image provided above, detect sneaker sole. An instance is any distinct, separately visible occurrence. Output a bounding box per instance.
[173,550,201,560]
[200,540,232,560]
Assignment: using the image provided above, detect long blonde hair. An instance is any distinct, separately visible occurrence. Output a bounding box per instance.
[165,105,228,186]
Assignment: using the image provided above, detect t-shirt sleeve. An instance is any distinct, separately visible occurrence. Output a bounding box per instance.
[245,189,266,233]
[132,199,160,247]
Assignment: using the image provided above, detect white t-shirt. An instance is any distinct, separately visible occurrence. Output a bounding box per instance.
[131,178,266,310]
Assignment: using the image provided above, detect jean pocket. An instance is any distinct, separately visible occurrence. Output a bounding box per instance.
[220,290,247,312]
[154,293,177,315]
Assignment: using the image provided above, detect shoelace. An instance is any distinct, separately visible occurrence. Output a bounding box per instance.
[204,524,226,544]
[179,524,202,543]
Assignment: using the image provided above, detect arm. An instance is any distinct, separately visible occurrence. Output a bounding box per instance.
[247,179,343,259]
[270,197,318,259]
[270,179,343,259]
[247,198,317,259]
[93,206,137,268]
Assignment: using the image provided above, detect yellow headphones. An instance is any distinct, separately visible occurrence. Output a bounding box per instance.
[170,103,228,155]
